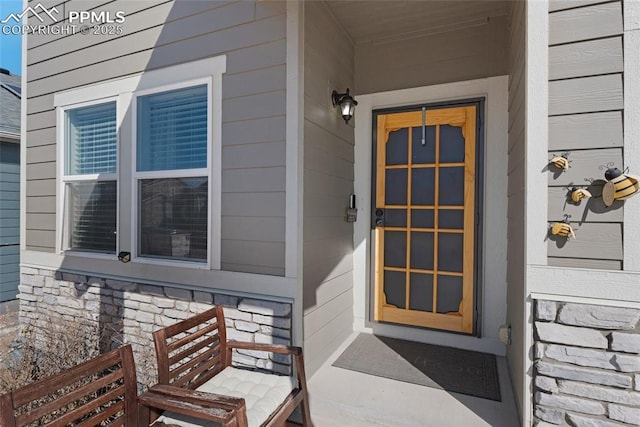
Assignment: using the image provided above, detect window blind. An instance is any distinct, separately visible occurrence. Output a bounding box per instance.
[137,85,208,172]
[66,102,117,175]
[68,181,117,252]
[64,101,117,253]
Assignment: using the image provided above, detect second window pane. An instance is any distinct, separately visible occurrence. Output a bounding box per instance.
[139,177,208,261]
[137,85,208,172]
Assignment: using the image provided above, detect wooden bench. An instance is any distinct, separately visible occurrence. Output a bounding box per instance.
[152,306,311,427]
[0,344,247,427]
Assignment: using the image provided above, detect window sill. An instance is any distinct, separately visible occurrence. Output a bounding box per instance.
[60,250,119,262]
[132,256,211,270]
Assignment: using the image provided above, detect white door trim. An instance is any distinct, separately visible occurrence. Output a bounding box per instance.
[353,76,509,356]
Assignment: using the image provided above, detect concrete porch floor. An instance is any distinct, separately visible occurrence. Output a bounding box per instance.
[306,333,521,427]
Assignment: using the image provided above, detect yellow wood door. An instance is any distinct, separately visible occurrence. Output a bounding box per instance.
[373,106,477,334]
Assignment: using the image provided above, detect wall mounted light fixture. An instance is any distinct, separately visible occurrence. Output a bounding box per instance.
[332,88,357,124]
[117,251,131,263]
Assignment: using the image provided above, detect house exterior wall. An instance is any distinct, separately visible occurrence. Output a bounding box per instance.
[355,15,508,95]
[20,0,301,367]
[547,1,624,269]
[533,299,640,426]
[506,0,527,418]
[0,141,20,302]
[302,1,355,376]
[24,0,288,276]
[18,266,292,387]
[524,0,640,424]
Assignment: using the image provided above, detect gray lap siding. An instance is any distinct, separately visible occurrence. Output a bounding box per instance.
[25,0,287,275]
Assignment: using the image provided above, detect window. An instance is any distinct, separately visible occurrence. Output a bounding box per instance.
[135,84,210,262]
[55,55,225,268]
[61,101,118,253]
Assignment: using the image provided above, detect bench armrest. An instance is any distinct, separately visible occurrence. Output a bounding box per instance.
[139,384,247,425]
[226,341,303,355]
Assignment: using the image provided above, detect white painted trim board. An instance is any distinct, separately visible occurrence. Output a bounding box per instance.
[353,75,510,357]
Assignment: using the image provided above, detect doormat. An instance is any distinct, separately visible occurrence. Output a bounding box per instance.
[332,334,501,401]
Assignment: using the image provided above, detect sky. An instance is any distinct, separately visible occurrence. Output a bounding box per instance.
[0,0,24,75]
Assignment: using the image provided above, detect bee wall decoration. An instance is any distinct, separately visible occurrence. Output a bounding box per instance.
[550,152,571,172]
[602,167,640,207]
[550,215,576,239]
[569,186,592,204]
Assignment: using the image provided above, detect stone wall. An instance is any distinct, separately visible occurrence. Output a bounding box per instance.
[534,300,640,426]
[18,267,293,386]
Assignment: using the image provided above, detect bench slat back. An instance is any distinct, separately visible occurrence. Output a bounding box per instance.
[0,345,138,427]
[153,306,227,390]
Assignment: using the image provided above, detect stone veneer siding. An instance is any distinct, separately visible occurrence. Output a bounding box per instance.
[534,300,640,427]
[18,267,293,386]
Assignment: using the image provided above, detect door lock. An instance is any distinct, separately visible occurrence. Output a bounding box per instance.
[374,209,384,227]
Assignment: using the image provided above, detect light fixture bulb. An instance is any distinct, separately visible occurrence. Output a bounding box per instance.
[332,88,358,124]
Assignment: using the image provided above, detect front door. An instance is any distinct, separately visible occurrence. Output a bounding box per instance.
[373,104,479,334]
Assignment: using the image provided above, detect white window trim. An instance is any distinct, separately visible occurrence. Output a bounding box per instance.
[131,77,213,270]
[53,55,226,269]
[55,97,120,260]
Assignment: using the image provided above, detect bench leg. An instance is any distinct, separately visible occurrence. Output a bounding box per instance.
[300,395,311,426]
[221,408,247,427]
[139,403,165,426]
[138,403,150,426]
[293,354,312,426]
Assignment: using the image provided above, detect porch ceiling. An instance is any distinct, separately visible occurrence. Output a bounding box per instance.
[324,0,510,45]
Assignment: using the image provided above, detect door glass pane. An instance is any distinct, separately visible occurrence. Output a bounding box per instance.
[439,209,464,229]
[384,231,406,268]
[412,126,436,164]
[410,232,434,270]
[386,128,408,165]
[436,275,463,314]
[411,168,435,205]
[409,273,433,312]
[438,167,464,205]
[384,271,406,308]
[385,169,407,205]
[438,233,463,272]
[439,125,465,163]
[385,209,407,227]
[411,209,434,228]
